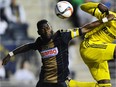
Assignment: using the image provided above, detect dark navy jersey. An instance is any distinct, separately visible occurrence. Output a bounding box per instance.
[29,29,80,83]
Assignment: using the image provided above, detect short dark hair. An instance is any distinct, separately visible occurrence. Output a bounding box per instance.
[37,19,48,29]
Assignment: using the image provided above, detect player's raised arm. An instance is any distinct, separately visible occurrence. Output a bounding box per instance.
[80,14,115,34]
[80,2,109,20]
[2,43,35,65]
[68,14,114,38]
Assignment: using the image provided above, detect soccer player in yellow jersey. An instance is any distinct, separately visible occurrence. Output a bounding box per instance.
[79,2,116,87]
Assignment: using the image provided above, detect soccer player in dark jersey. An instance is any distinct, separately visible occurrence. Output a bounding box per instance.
[2,16,114,87]
[79,2,116,87]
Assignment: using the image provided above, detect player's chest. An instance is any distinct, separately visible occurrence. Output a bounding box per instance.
[39,39,61,59]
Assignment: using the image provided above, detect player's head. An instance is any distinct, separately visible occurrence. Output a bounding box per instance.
[37,19,53,40]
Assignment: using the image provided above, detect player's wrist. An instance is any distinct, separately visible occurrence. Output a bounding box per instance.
[102,17,108,23]
[8,52,14,57]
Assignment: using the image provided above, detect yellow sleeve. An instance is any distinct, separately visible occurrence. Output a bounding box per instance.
[80,2,104,20]
[70,28,80,38]
[59,28,80,39]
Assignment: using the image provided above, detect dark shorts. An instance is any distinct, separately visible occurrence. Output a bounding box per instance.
[36,81,68,87]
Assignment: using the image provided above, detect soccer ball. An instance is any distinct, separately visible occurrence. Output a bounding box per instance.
[55,1,73,19]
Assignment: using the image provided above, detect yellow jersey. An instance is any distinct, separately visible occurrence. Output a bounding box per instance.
[81,2,116,43]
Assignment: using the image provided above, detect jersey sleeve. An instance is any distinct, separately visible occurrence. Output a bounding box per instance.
[59,28,80,43]
[28,38,39,50]
[28,43,37,50]
[80,2,104,20]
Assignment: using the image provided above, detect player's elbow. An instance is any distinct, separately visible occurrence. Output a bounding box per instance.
[80,4,89,12]
[80,4,85,11]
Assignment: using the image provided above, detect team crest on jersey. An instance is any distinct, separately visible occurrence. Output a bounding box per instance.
[40,47,58,58]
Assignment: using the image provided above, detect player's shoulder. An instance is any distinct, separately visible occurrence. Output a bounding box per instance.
[53,29,72,38]
[35,37,43,44]
[58,29,73,33]
[36,37,41,41]
[57,28,79,34]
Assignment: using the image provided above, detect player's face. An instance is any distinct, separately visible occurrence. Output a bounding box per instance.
[38,23,53,40]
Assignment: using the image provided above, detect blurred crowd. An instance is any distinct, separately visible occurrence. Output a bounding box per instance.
[0,0,39,84]
[0,0,116,85]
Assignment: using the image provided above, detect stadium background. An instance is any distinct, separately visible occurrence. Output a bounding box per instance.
[0,0,116,87]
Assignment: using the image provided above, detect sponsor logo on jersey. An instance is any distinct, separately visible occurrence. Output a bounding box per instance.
[40,47,58,58]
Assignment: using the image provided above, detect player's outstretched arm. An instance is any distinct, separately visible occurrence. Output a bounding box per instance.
[80,14,115,34]
[2,43,34,65]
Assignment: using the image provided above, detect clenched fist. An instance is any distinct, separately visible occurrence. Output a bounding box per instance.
[2,54,11,65]
[98,3,109,15]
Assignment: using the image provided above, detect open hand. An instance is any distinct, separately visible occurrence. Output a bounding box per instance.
[2,55,10,65]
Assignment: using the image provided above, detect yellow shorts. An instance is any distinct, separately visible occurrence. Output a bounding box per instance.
[69,79,98,87]
[80,39,116,81]
[80,40,115,63]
